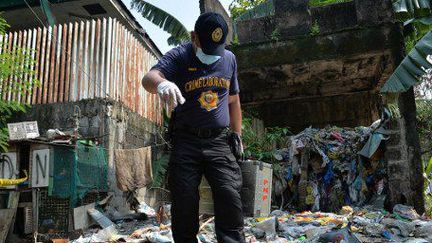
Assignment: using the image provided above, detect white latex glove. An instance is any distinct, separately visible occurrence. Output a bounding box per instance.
[157,80,185,111]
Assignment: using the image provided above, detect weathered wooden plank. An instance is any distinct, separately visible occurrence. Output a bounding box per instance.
[106,18,113,98]
[112,20,118,101]
[17,30,27,103]
[143,50,148,118]
[133,34,137,112]
[58,23,67,103]
[69,22,80,101]
[94,19,101,98]
[32,28,42,104]
[0,192,20,243]
[37,28,46,104]
[8,32,18,101]
[25,29,35,104]
[100,18,107,98]
[77,21,84,101]
[65,22,73,102]
[120,26,126,105]
[3,33,12,101]
[89,21,96,99]
[81,20,90,99]
[52,24,62,103]
[42,26,52,104]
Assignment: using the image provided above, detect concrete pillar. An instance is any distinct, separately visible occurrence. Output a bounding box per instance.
[386,95,425,214]
[355,0,395,25]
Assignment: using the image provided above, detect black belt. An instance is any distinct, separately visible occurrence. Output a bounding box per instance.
[175,126,229,138]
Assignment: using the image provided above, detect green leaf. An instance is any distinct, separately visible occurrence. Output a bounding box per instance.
[393,0,432,21]
[426,156,432,176]
[381,30,432,92]
[131,0,190,46]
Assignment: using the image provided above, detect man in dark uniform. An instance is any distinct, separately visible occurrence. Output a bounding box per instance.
[142,12,245,243]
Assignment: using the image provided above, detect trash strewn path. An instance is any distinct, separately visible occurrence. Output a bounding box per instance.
[72,203,432,243]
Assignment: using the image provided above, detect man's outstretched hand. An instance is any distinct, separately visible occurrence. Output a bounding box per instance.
[157,80,185,111]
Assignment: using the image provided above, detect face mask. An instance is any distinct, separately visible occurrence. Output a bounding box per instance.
[196,47,221,65]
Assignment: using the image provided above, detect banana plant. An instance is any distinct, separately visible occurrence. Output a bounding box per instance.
[380,1,432,93]
[381,30,432,93]
[131,0,190,46]
[393,0,432,25]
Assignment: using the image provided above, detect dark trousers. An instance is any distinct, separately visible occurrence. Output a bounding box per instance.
[168,130,245,243]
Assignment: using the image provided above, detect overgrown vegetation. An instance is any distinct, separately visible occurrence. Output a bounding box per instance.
[310,20,320,36]
[417,99,432,216]
[308,0,352,7]
[242,114,291,163]
[270,28,281,41]
[229,0,271,21]
[0,17,38,152]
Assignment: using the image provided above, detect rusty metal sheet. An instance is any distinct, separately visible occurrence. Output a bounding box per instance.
[0,18,163,122]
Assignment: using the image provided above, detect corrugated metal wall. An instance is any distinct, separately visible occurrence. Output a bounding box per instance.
[0,18,161,124]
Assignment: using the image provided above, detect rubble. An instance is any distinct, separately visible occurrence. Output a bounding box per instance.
[70,203,431,243]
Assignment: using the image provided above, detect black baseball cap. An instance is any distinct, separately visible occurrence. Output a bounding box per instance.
[194,12,228,56]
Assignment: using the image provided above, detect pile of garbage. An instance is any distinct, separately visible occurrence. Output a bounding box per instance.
[71,203,431,243]
[245,204,431,243]
[272,111,390,212]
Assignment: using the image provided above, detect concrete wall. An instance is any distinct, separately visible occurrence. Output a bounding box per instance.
[232,0,401,131]
[11,98,163,212]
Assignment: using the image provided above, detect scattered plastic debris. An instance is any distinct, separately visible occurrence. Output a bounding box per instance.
[72,203,432,243]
